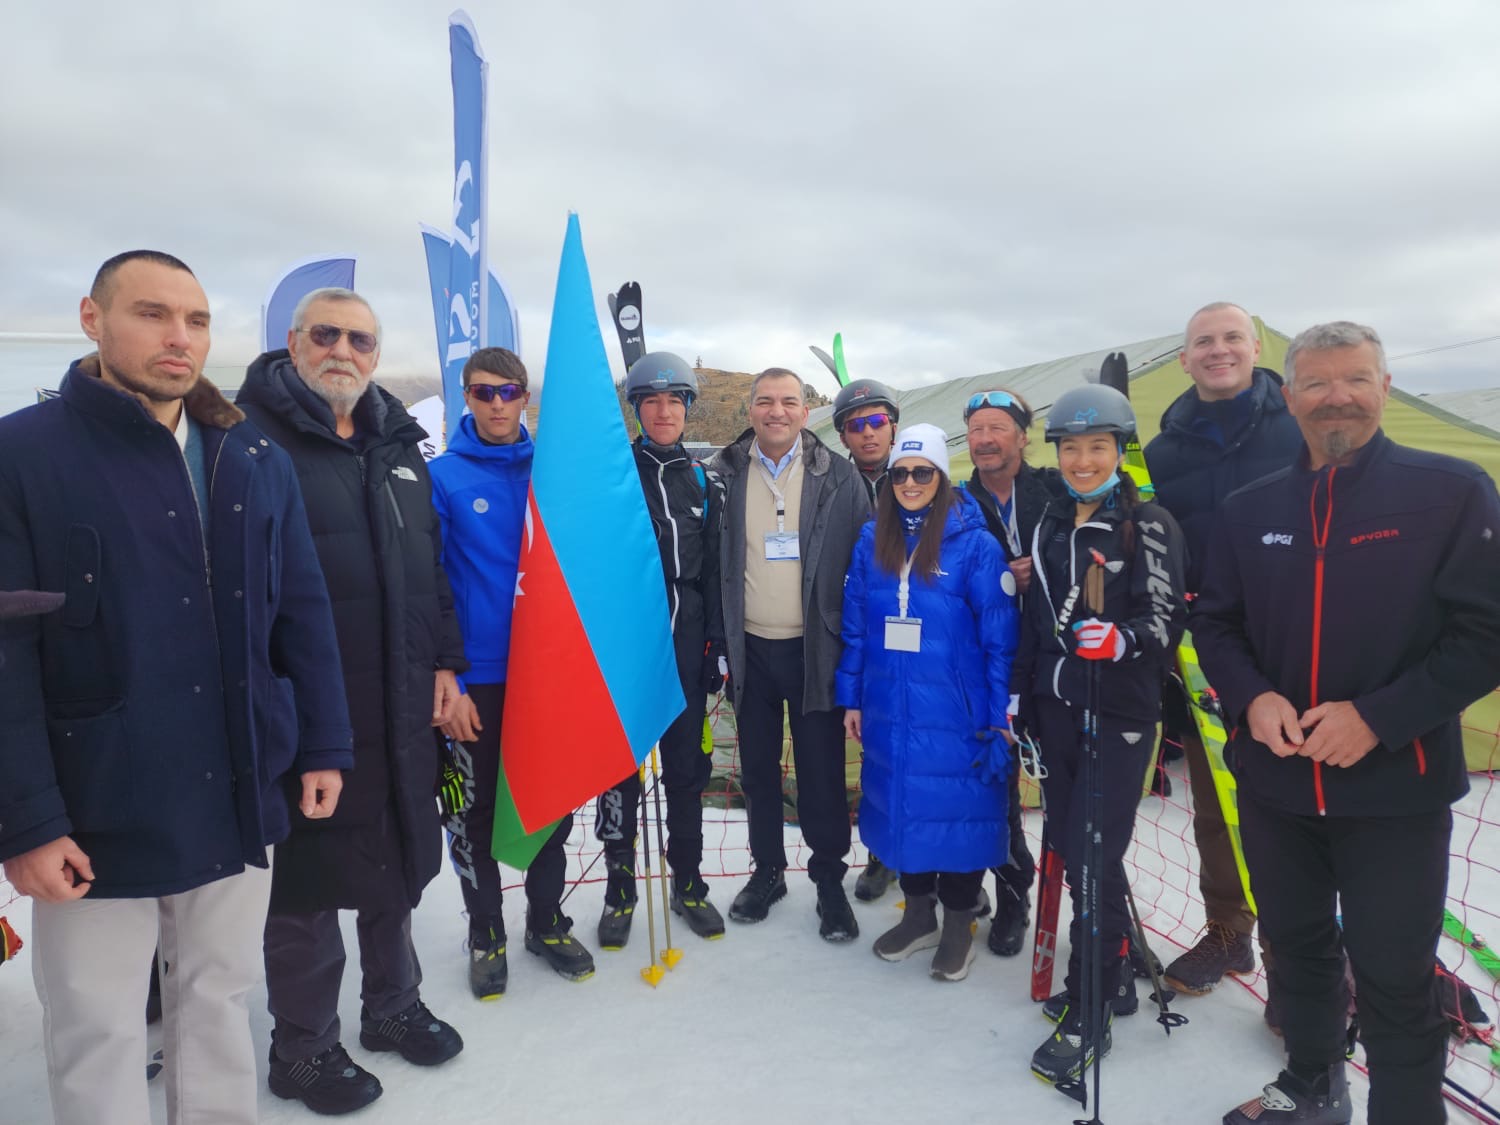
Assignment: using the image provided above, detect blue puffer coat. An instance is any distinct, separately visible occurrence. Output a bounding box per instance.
[835,490,1019,874]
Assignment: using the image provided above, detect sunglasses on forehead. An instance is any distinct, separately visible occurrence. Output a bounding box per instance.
[466,382,526,404]
[301,323,378,354]
[843,412,891,434]
[889,465,937,485]
[964,390,1030,426]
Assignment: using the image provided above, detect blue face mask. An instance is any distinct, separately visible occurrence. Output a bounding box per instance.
[1066,471,1120,503]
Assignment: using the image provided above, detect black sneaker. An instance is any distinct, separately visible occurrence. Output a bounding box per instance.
[1223,1066,1352,1124]
[854,855,899,902]
[1030,1006,1112,1086]
[359,1000,463,1067]
[467,916,508,1000]
[525,911,596,981]
[987,884,1030,957]
[596,858,638,950]
[1041,975,1138,1023]
[815,879,859,943]
[729,865,787,923]
[671,878,726,939]
[268,1042,383,1114]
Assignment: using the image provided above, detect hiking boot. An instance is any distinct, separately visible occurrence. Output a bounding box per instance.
[359,1000,463,1067]
[815,878,859,942]
[1030,1005,1112,1086]
[1222,1065,1351,1124]
[671,877,726,939]
[268,1042,382,1115]
[467,916,508,1000]
[872,893,940,961]
[987,884,1030,957]
[854,855,899,902]
[1042,974,1138,1023]
[1164,920,1255,995]
[525,911,596,981]
[729,865,787,923]
[596,858,638,950]
[930,906,977,981]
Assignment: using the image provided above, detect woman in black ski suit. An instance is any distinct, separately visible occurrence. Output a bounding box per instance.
[1015,384,1188,1088]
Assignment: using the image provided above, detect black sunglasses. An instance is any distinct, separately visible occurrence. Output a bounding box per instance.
[466,382,526,403]
[302,323,378,354]
[889,465,938,485]
[843,412,891,434]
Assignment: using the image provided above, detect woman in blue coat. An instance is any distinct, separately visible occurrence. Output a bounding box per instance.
[837,423,1019,981]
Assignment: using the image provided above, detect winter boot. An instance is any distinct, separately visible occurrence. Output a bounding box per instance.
[525,911,596,981]
[930,906,977,981]
[872,893,940,961]
[1164,920,1255,995]
[1222,1064,1352,1124]
[816,878,859,942]
[267,1042,383,1115]
[670,876,726,939]
[1042,973,1138,1023]
[358,1000,464,1066]
[729,865,787,923]
[854,854,899,902]
[1030,1004,1112,1086]
[987,883,1031,957]
[467,916,508,1000]
[596,858,638,950]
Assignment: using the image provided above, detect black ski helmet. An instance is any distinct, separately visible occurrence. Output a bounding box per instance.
[625,352,698,408]
[1044,384,1136,443]
[832,378,900,431]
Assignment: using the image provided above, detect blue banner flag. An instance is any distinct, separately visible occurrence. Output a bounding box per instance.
[441,11,489,438]
[261,256,356,353]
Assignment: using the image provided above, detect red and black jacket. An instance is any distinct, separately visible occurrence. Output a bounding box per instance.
[1192,430,1500,817]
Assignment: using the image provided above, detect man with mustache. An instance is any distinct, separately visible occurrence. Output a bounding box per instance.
[1194,322,1500,1124]
[237,288,467,1115]
[1144,302,1302,1000]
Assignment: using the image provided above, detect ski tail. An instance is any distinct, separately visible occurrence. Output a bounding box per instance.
[610,281,645,371]
[1031,833,1065,1001]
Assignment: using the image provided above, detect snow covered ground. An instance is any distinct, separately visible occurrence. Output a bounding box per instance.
[4,771,1499,1123]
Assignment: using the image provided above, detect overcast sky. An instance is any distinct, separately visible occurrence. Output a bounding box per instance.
[3,0,1498,401]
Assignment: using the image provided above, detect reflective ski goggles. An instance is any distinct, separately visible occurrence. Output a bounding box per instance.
[466,382,526,404]
[889,465,938,485]
[964,390,1031,428]
[843,412,891,434]
[300,324,379,354]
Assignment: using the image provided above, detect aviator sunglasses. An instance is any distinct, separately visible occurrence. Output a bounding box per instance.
[889,465,937,485]
[466,382,527,404]
[301,323,379,354]
[843,412,891,434]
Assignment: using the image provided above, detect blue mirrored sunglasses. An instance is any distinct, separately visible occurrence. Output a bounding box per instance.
[964,390,1030,426]
[466,382,526,403]
[843,412,891,434]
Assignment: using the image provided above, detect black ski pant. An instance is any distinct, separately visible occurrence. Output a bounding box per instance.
[595,616,712,888]
[1240,791,1450,1125]
[734,633,851,884]
[900,870,985,912]
[1032,694,1154,1011]
[444,681,571,932]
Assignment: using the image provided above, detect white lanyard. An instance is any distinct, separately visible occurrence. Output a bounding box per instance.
[756,462,788,534]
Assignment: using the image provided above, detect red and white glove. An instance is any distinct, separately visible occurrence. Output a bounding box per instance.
[1072,618,1126,662]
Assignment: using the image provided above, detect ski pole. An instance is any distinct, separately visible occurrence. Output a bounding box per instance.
[648,744,681,969]
[1443,1074,1500,1125]
[637,753,664,987]
[1122,874,1186,1034]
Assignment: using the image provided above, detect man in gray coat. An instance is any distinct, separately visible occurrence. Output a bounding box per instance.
[713,367,870,940]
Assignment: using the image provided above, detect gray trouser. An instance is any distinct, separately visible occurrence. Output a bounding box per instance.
[263,906,422,1061]
[32,859,273,1125]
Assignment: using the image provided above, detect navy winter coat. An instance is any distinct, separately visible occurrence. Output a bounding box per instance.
[0,359,353,897]
[835,490,1018,874]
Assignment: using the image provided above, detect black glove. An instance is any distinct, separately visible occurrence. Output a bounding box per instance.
[701,640,728,695]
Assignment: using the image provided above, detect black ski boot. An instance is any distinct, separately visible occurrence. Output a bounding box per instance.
[816,878,859,942]
[987,883,1031,957]
[1030,1004,1112,1087]
[525,911,596,981]
[268,1042,383,1114]
[359,1000,464,1066]
[467,916,508,1000]
[1222,1064,1351,1124]
[1042,974,1138,1023]
[670,876,726,939]
[854,855,899,902]
[729,865,787,923]
[596,858,638,950]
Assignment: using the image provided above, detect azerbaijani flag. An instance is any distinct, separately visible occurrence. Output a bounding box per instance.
[493,213,685,867]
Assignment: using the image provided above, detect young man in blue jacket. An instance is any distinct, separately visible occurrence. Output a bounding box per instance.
[0,251,352,1125]
[1195,321,1500,1125]
[431,347,595,994]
